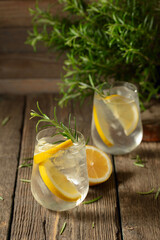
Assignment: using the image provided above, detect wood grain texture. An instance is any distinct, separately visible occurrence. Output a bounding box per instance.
[1,94,159,240]
[0,28,47,54]
[141,100,160,142]
[114,142,160,240]
[0,79,61,94]
[10,94,54,240]
[0,95,24,240]
[0,1,67,88]
[0,1,65,27]
[10,94,120,240]
[0,53,64,79]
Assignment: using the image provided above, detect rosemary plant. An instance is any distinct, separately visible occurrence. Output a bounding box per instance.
[30,102,78,142]
[27,0,160,108]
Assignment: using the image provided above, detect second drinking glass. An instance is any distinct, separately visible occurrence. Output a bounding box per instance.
[91,81,143,155]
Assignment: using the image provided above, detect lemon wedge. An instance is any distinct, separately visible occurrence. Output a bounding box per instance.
[105,95,139,136]
[86,145,112,186]
[93,105,114,147]
[34,139,73,164]
[39,160,81,202]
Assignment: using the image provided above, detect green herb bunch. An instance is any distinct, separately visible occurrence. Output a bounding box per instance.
[27,0,160,109]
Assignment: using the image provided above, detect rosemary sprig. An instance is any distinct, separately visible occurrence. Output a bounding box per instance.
[78,75,107,98]
[20,179,31,183]
[1,116,10,126]
[82,195,102,204]
[30,102,78,143]
[85,136,90,145]
[137,187,160,200]
[19,162,33,169]
[0,196,4,201]
[60,222,67,235]
[137,188,155,195]
[19,157,33,168]
[132,155,145,167]
[155,187,160,200]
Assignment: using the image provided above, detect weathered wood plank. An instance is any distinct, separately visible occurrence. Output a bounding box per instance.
[0,53,64,79]
[141,100,160,142]
[0,79,61,94]
[0,95,24,240]
[10,94,120,240]
[9,94,54,240]
[0,1,65,27]
[0,28,46,54]
[114,142,160,240]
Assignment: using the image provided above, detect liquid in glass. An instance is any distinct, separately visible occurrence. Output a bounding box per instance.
[91,82,143,155]
[31,128,89,211]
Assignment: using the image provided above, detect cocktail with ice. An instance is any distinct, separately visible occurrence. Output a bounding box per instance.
[30,104,89,211]
[91,82,143,155]
[31,128,89,211]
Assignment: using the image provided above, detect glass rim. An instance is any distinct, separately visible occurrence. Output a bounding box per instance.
[109,81,138,92]
[35,127,86,148]
[94,81,138,104]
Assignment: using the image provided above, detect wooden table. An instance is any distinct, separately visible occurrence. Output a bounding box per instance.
[0,94,160,240]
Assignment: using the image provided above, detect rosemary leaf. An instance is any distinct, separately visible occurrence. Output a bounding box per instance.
[83,195,102,204]
[0,196,4,201]
[19,163,33,169]
[132,155,145,167]
[92,222,95,228]
[133,162,144,168]
[20,179,31,183]
[85,136,90,145]
[60,222,67,235]
[1,116,10,126]
[137,188,155,195]
[155,187,160,200]
[19,157,33,168]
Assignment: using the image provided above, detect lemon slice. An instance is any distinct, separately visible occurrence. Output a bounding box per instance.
[105,95,139,136]
[39,160,81,202]
[34,139,73,164]
[93,105,114,147]
[86,145,112,186]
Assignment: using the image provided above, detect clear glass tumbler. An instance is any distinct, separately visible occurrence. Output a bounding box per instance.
[91,81,143,155]
[31,128,89,211]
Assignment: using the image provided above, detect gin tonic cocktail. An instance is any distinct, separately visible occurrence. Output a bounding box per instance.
[31,128,89,211]
[91,82,143,155]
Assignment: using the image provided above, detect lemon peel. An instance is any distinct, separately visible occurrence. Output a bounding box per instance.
[34,139,73,164]
[39,160,81,202]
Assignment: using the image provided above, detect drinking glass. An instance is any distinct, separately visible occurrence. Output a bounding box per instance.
[31,128,89,211]
[91,81,143,155]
